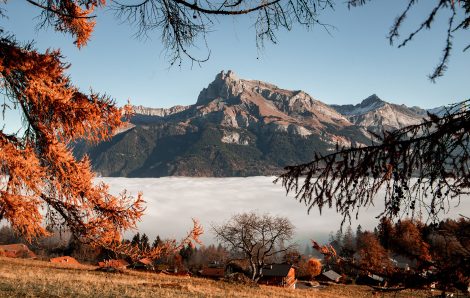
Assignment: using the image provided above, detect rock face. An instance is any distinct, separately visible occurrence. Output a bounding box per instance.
[75,71,432,177]
[133,105,190,117]
[331,94,427,132]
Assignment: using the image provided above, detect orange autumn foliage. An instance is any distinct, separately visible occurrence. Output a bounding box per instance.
[392,219,432,263]
[357,232,393,275]
[312,240,338,263]
[0,1,203,254]
[306,258,322,279]
[25,0,105,48]
[0,37,143,245]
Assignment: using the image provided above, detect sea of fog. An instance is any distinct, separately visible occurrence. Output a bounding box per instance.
[99,177,470,246]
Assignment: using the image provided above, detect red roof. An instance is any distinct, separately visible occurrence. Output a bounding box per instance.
[50,256,80,265]
[0,244,37,259]
[138,258,153,265]
[99,259,129,268]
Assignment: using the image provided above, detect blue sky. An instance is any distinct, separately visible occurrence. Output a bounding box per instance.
[2,0,469,113]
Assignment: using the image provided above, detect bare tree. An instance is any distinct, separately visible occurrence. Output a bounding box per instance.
[277,100,470,225]
[20,1,470,75]
[213,212,295,281]
[110,0,334,65]
[348,0,470,81]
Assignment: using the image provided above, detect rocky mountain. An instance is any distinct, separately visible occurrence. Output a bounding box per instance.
[74,71,430,177]
[331,94,428,132]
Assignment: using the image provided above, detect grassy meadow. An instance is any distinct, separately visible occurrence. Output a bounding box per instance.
[0,257,443,298]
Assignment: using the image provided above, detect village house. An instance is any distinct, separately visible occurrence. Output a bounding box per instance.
[258,264,296,288]
[200,266,225,279]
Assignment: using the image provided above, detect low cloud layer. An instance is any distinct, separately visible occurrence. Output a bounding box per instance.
[100,177,470,246]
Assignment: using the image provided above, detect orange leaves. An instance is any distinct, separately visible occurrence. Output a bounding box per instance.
[0,38,143,248]
[357,232,393,275]
[47,0,105,48]
[306,257,322,278]
[1,34,127,145]
[393,219,432,263]
[0,133,47,240]
[312,240,337,262]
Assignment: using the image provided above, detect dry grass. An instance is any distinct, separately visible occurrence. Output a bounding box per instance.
[0,257,438,297]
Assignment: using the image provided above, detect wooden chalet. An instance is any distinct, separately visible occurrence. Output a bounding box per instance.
[200,266,225,279]
[258,264,296,288]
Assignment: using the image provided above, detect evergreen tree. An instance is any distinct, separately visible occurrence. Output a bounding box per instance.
[131,233,141,247]
[152,235,162,249]
[341,226,355,258]
[377,217,395,250]
[140,233,150,251]
[356,225,363,248]
[179,244,194,263]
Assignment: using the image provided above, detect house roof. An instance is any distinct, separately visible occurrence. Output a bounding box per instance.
[322,270,341,281]
[0,243,37,259]
[201,267,225,277]
[137,258,153,265]
[262,264,293,277]
[50,256,80,265]
[99,259,129,268]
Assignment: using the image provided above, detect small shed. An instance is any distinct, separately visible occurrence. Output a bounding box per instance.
[0,244,37,259]
[320,270,341,283]
[50,256,80,265]
[258,264,296,288]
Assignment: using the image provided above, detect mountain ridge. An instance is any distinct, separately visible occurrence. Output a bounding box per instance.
[75,70,440,177]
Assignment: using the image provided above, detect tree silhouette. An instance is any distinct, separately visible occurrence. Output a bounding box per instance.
[213,212,295,281]
[140,233,150,251]
[278,102,470,225]
[152,235,162,248]
[111,0,334,65]
[131,233,141,247]
[348,0,470,81]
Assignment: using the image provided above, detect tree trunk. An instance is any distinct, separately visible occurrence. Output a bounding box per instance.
[250,259,257,281]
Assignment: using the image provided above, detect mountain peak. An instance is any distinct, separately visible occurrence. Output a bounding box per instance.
[196,70,244,105]
[360,94,384,107]
[215,70,239,82]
